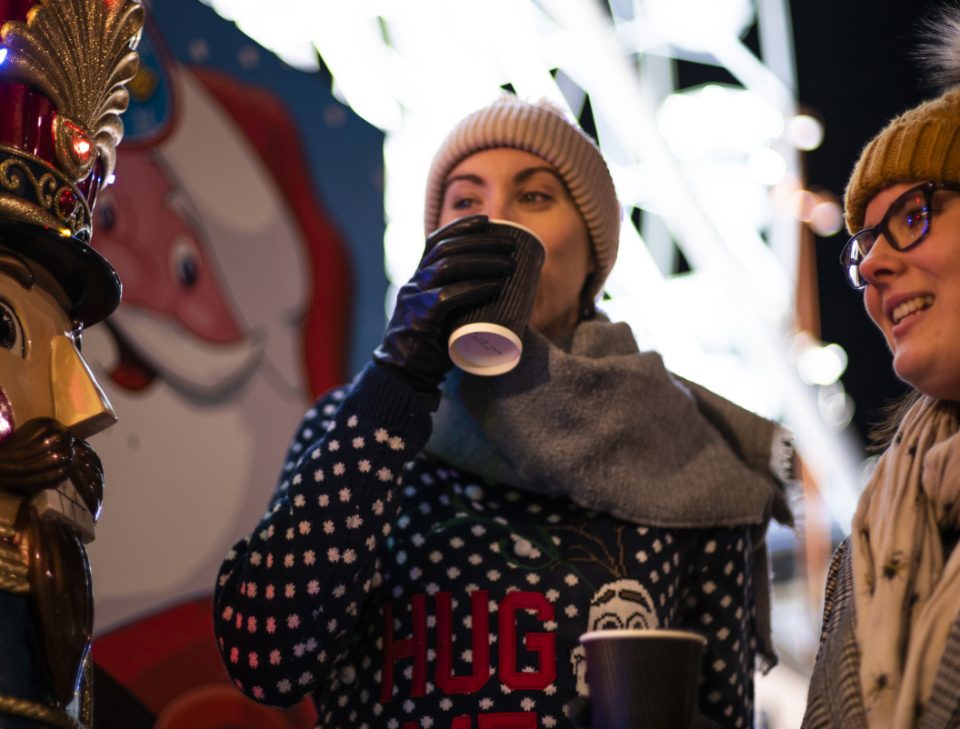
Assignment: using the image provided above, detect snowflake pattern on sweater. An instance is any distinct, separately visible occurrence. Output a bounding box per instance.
[215,364,758,729]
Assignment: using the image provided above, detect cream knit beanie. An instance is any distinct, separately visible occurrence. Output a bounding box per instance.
[423,96,621,302]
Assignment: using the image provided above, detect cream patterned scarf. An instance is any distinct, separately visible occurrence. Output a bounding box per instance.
[852,395,960,727]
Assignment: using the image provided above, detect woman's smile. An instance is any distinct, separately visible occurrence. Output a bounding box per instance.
[889,294,933,326]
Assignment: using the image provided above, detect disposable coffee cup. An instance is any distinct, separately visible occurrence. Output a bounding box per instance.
[447,219,545,376]
[580,629,707,729]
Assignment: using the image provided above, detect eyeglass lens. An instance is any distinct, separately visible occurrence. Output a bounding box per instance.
[844,186,931,287]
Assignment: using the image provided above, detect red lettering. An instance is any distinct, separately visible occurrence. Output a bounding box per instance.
[479,713,538,728]
[436,590,491,694]
[381,594,428,702]
[382,590,558,704]
[407,714,534,728]
[498,592,556,690]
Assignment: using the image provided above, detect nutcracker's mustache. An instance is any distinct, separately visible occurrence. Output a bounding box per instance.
[0,418,103,521]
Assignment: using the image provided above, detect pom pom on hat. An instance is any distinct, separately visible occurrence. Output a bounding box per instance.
[423,96,621,303]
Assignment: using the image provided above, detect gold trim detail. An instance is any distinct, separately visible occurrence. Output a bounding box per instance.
[0,0,145,182]
[0,523,27,594]
[0,571,28,593]
[0,693,82,729]
[80,655,92,728]
[1,156,58,206]
[0,142,91,236]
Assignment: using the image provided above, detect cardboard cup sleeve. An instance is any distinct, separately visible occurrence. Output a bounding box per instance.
[447,219,545,376]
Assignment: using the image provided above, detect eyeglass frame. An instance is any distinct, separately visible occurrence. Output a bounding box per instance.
[840,181,960,289]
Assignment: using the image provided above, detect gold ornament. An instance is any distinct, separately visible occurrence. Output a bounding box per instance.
[0,0,145,183]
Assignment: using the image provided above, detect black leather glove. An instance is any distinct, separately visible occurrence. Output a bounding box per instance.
[373,214,516,397]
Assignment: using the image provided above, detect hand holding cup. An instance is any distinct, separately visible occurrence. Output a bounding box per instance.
[373,215,518,395]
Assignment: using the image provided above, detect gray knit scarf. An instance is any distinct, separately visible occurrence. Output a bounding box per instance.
[425,315,794,667]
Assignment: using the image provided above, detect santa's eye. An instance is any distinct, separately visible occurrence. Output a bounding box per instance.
[96,196,117,231]
[0,300,24,357]
[170,238,200,289]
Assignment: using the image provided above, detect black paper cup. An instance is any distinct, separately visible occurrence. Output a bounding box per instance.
[447,219,545,376]
[580,629,707,729]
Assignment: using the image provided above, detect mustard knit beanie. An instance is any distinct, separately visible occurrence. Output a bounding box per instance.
[844,86,960,233]
[423,96,621,302]
[843,5,960,235]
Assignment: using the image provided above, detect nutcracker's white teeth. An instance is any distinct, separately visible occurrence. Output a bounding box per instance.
[892,295,933,325]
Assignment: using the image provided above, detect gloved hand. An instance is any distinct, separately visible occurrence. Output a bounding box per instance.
[373,214,516,396]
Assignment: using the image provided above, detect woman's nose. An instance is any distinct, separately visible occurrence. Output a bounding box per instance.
[484,195,511,223]
[857,235,903,286]
[51,335,116,438]
[485,207,505,223]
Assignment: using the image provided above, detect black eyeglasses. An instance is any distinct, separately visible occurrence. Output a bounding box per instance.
[840,182,960,289]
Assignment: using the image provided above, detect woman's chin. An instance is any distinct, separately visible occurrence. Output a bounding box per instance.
[894,357,960,401]
[893,355,924,393]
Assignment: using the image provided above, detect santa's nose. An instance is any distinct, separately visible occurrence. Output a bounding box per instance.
[51,335,116,438]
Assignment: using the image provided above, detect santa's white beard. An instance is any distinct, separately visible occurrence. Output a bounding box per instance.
[85,332,308,633]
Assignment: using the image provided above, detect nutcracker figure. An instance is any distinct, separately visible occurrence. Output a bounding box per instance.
[0,0,144,727]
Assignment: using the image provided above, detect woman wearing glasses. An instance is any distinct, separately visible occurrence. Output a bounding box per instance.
[803,29,960,729]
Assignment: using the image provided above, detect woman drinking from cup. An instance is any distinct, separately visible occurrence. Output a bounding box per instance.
[215,95,794,728]
[803,14,960,728]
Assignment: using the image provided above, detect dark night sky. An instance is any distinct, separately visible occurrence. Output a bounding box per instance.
[791,0,944,442]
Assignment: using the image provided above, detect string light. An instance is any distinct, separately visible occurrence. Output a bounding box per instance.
[197,0,864,532]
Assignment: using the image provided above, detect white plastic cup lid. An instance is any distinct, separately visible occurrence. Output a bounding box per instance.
[448,323,522,376]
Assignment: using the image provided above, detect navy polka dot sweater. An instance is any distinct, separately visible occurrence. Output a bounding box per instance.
[215,363,758,728]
